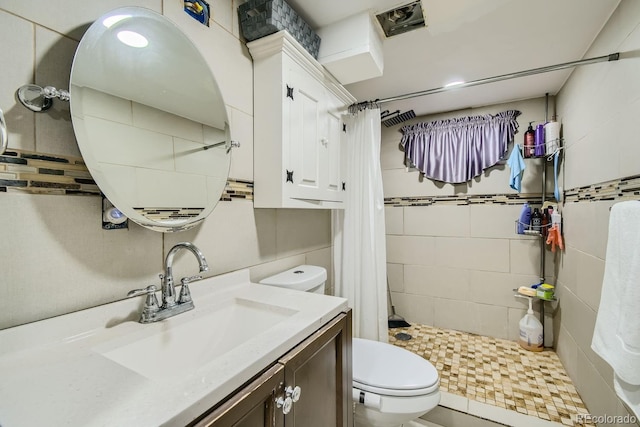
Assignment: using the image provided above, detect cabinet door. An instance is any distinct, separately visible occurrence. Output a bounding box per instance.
[278,310,352,427]
[192,364,285,427]
[323,94,345,202]
[285,62,325,201]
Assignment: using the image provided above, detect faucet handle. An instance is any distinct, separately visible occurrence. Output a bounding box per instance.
[178,276,201,304]
[127,285,160,322]
[180,275,202,285]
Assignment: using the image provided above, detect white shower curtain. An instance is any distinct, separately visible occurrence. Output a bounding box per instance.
[333,107,389,342]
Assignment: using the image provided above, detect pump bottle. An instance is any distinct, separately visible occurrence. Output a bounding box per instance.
[524,122,535,158]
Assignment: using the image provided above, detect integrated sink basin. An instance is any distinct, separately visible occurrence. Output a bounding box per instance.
[98,298,298,380]
[0,268,348,427]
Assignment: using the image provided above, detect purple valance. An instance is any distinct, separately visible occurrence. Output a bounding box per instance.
[400,110,521,184]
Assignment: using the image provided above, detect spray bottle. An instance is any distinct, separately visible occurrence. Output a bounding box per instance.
[524,122,535,158]
[517,295,543,352]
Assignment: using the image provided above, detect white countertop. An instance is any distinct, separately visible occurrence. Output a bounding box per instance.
[0,269,348,426]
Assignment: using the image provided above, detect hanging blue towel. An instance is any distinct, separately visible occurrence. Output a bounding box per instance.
[507,144,526,192]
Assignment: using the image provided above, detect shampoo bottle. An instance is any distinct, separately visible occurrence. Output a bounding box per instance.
[518,297,543,352]
[524,122,535,158]
[531,208,542,233]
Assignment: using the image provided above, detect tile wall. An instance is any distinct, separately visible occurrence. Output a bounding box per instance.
[553,0,640,422]
[383,98,557,343]
[0,0,333,330]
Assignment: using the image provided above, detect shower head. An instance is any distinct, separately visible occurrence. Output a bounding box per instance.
[381,109,416,127]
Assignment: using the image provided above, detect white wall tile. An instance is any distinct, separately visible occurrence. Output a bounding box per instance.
[575,251,605,311]
[470,205,523,239]
[0,0,161,41]
[386,263,404,292]
[164,201,277,278]
[404,264,469,300]
[34,26,79,157]
[210,0,233,32]
[133,102,204,143]
[576,349,618,420]
[433,298,475,333]
[507,307,528,342]
[386,235,436,266]
[275,209,331,259]
[249,254,306,284]
[436,237,509,272]
[474,304,509,339]
[228,106,254,180]
[304,246,333,294]
[404,205,470,237]
[384,206,403,235]
[509,238,543,276]
[390,291,434,326]
[0,10,35,151]
[0,193,162,329]
[469,270,540,308]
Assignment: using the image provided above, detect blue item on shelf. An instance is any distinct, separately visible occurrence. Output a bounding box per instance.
[518,203,531,234]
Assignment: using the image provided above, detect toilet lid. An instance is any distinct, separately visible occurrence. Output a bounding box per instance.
[352,338,439,397]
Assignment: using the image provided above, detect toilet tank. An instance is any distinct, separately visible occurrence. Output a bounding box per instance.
[259,265,326,294]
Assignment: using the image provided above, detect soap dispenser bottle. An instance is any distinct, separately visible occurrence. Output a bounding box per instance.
[518,297,543,352]
[524,122,535,158]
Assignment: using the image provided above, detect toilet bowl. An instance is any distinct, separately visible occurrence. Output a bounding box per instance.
[260,265,440,427]
[352,338,440,427]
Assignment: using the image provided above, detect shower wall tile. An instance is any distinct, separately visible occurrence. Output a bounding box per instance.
[556,246,577,294]
[386,235,435,265]
[474,304,508,339]
[404,264,469,300]
[133,103,204,143]
[469,205,523,239]
[403,205,470,237]
[384,206,403,235]
[575,251,605,311]
[509,238,549,276]
[386,263,404,292]
[507,307,527,341]
[555,325,579,382]
[433,298,476,333]
[0,10,35,151]
[379,135,404,171]
[436,237,509,273]
[389,291,434,326]
[469,271,540,309]
[576,350,619,423]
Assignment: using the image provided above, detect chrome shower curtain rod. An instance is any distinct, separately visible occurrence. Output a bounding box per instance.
[373,52,620,105]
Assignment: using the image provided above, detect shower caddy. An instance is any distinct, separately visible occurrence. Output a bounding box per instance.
[513,95,563,347]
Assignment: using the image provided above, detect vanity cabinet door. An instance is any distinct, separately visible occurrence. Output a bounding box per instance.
[192,364,285,427]
[278,310,352,427]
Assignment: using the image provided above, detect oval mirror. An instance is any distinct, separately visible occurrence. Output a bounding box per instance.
[70,7,231,232]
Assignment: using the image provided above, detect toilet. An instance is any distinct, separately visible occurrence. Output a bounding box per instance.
[259,265,441,427]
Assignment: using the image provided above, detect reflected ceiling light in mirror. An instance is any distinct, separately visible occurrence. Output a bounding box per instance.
[117,30,148,48]
[444,80,465,88]
[103,14,131,28]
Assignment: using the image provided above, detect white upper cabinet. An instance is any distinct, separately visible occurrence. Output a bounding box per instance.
[249,31,356,209]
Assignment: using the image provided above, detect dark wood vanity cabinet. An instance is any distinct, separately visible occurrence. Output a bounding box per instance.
[193,310,352,427]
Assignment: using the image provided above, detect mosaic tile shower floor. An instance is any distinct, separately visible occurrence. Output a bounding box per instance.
[389,324,593,427]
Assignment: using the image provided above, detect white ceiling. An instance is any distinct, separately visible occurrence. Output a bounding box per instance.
[286,0,621,117]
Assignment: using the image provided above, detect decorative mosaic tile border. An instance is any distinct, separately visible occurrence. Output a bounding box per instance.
[564,174,640,204]
[0,149,99,195]
[0,149,255,201]
[384,193,545,207]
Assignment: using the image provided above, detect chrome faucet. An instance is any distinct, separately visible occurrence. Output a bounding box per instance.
[127,242,209,323]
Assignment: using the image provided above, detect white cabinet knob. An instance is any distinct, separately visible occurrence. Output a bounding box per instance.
[286,385,302,402]
[276,396,293,414]
[321,137,328,146]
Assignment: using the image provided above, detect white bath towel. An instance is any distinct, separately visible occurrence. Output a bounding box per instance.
[592,200,640,417]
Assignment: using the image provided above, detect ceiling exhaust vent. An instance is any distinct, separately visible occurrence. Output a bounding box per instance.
[375,0,425,38]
